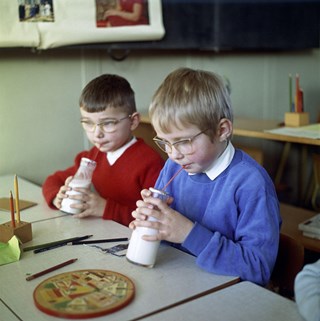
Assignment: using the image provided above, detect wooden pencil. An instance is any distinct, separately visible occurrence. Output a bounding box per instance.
[26,258,78,281]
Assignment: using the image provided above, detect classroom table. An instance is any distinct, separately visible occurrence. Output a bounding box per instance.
[0,174,67,224]
[233,118,320,146]
[233,118,319,203]
[0,300,20,321]
[0,214,240,321]
[141,281,304,321]
[280,202,320,253]
[139,115,320,146]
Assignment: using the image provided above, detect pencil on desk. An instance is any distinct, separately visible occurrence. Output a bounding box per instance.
[9,191,16,228]
[298,88,304,113]
[23,234,93,252]
[14,174,21,224]
[32,235,93,253]
[289,73,292,112]
[295,73,300,113]
[33,242,69,253]
[70,237,129,245]
[26,258,78,281]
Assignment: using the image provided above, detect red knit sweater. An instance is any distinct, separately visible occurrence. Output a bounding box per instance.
[42,138,164,226]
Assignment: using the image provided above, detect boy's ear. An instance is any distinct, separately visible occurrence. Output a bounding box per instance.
[130,112,140,131]
[218,118,233,142]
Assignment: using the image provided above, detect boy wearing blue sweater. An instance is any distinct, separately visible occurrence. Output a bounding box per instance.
[130,67,281,285]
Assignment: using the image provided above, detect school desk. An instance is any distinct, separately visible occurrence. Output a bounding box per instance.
[0,174,68,224]
[234,118,319,204]
[0,213,240,321]
[0,301,20,321]
[233,118,319,146]
[139,115,320,146]
[140,281,304,321]
[280,202,320,253]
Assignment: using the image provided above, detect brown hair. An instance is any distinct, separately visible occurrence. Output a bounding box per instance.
[79,74,136,114]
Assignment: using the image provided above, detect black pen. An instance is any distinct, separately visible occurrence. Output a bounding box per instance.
[70,237,129,245]
[34,242,68,253]
[24,235,93,252]
[30,235,93,253]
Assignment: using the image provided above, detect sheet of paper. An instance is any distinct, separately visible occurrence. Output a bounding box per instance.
[0,0,165,49]
[264,123,320,139]
[0,1,39,48]
[0,198,37,212]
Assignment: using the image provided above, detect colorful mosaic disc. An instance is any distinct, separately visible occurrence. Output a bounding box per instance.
[33,270,135,319]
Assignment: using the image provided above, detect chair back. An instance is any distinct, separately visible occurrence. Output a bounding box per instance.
[235,145,264,165]
[269,233,304,298]
[311,153,320,211]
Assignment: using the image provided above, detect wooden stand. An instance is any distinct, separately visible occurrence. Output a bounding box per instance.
[0,221,32,243]
[284,112,309,127]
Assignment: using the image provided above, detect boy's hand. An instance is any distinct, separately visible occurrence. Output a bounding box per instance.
[130,189,194,244]
[52,176,72,209]
[53,176,106,218]
[72,189,106,218]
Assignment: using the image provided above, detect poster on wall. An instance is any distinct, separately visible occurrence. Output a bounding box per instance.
[0,0,165,49]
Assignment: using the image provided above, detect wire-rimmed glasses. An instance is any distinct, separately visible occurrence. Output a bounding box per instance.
[81,115,131,133]
[153,129,208,155]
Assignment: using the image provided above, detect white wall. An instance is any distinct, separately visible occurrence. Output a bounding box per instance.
[0,48,319,187]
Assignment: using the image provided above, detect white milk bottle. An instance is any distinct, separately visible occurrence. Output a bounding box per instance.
[126,188,170,268]
[60,157,96,214]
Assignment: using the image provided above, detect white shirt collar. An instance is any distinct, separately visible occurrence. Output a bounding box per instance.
[107,136,137,165]
[204,141,235,180]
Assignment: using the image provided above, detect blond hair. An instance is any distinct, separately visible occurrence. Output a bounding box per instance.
[149,68,233,137]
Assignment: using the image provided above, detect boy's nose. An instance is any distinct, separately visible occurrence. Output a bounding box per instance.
[170,146,184,160]
[94,126,104,138]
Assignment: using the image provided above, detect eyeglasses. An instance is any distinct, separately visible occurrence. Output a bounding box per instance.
[153,129,208,155]
[80,115,131,133]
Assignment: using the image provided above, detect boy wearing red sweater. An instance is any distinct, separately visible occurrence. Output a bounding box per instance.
[42,74,164,226]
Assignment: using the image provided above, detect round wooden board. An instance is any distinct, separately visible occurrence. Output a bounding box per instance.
[33,270,135,319]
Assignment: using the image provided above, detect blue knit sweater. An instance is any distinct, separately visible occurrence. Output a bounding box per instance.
[155,149,281,285]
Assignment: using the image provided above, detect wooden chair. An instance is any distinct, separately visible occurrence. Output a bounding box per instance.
[234,144,264,165]
[311,153,320,211]
[133,121,168,160]
[269,233,304,299]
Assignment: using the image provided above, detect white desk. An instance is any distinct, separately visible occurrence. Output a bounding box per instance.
[0,300,20,321]
[0,175,67,224]
[142,281,304,321]
[21,214,131,250]
[0,215,239,321]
